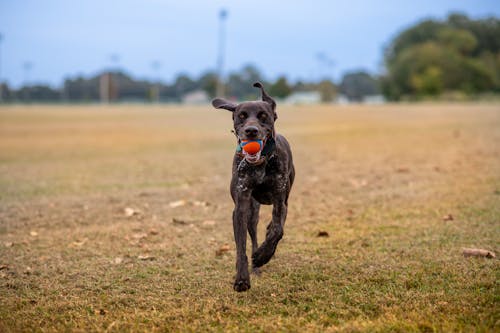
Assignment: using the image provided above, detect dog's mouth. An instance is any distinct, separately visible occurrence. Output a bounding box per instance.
[243,149,262,163]
[239,137,266,164]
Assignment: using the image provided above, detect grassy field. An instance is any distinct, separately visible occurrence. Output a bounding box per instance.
[0,103,499,332]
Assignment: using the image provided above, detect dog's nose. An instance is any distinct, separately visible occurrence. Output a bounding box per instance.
[244,126,259,138]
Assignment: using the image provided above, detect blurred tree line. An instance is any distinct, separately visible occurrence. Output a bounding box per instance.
[0,64,345,103]
[382,13,500,100]
[1,13,497,103]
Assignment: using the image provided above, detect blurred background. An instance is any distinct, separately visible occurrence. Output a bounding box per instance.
[0,0,499,104]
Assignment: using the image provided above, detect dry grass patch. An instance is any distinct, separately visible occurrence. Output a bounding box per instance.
[0,103,499,332]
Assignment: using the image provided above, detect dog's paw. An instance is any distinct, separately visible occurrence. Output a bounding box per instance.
[233,279,251,292]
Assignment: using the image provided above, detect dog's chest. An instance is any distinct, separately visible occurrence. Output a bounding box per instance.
[236,158,286,194]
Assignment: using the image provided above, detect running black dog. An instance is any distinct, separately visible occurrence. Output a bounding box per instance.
[211,82,295,292]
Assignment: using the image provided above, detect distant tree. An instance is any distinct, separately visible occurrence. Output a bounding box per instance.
[317,79,337,102]
[13,85,61,102]
[174,74,197,97]
[0,83,12,102]
[112,72,151,101]
[339,71,380,101]
[226,64,265,100]
[437,27,477,55]
[198,71,218,97]
[269,76,292,98]
[291,80,317,92]
[383,13,500,99]
[64,76,100,101]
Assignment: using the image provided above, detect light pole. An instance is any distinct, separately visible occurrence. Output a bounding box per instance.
[316,52,335,81]
[216,9,228,97]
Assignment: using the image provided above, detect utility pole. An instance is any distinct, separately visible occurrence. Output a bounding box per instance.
[23,61,33,103]
[110,54,120,101]
[216,9,228,97]
[151,60,161,103]
[101,54,120,103]
[0,33,3,103]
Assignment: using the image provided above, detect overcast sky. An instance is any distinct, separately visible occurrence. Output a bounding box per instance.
[1,0,499,88]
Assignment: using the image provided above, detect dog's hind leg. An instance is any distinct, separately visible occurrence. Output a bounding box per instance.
[252,198,287,268]
[247,198,261,274]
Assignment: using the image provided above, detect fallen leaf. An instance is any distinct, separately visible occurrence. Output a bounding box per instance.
[132,233,148,240]
[202,220,216,226]
[172,218,187,225]
[0,265,8,270]
[442,214,454,221]
[138,255,155,261]
[149,229,159,235]
[30,231,38,237]
[99,309,106,315]
[24,267,32,275]
[215,244,230,256]
[349,178,368,188]
[113,257,123,264]
[124,207,140,217]
[308,176,319,183]
[69,238,88,247]
[396,167,410,173]
[317,231,329,237]
[4,242,13,247]
[463,248,495,259]
[193,200,209,207]
[169,200,186,208]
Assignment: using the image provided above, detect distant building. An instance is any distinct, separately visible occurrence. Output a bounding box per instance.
[362,95,386,104]
[182,90,209,104]
[284,91,321,104]
[334,94,350,105]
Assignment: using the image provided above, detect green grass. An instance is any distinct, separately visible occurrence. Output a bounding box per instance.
[0,104,499,332]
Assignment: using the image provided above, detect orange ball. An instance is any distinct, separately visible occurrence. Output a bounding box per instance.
[242,140,262,154]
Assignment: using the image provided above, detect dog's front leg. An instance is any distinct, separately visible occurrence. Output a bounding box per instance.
[252,198,287,268]
[232,191,252,292]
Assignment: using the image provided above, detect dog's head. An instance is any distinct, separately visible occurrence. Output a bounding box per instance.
[212,82,277,163]
[212,81,276,141]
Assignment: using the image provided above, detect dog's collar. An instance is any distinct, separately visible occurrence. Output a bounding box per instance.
[236,135,276,165]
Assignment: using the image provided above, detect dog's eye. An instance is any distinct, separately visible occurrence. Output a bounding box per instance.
[238,113,247,120]
[258,113,267,121]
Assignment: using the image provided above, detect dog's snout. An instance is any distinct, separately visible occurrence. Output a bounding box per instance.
[244,126,259,138]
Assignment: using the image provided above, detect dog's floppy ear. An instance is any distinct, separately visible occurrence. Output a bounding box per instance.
[253,82,277,120]
[212,98,237,112]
